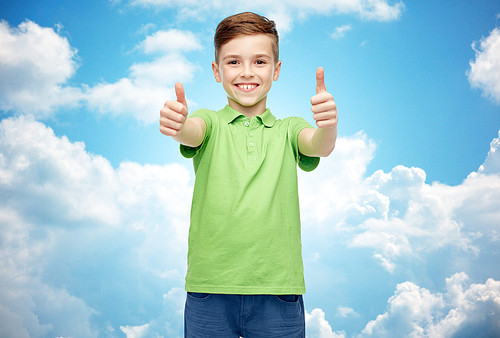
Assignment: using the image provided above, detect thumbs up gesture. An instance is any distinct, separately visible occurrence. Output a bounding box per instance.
[160,82,189,137]
[311,67,338,129]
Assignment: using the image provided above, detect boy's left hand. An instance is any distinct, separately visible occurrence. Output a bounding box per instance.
[311,67,338,129]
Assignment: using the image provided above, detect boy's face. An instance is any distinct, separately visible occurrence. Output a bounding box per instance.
[212,34,281,115]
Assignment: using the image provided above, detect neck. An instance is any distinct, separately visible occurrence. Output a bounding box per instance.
[228,96,267,117]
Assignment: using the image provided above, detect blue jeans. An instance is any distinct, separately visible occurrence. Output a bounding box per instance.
[184,293,305,338]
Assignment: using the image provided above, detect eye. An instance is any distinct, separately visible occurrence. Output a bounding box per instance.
[227,60,238,65]
[256,60,266,65]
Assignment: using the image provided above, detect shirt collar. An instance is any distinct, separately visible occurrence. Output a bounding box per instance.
[219,105,276,127]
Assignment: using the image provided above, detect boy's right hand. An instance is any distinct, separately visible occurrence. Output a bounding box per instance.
[159,82,189,137]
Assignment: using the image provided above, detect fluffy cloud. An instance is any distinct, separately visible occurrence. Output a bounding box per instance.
[306,308,347,338]
[128,0,405,32]
[307,273,500,338]
[120,323,150,338]
[137,29,202,54]
[331,24,352,39]
[359,272,500,337]
[0,115,121,225]
[299,130,500,274]
[0,116,191,337]
[0,20,82,116]
[299,131,378,224]
[468,27,500,105]
[0,3,405,121]
[475,129,500,175]
[84,29,202,123]
[0,203,100,337]
[296,130,500,336]
[297,130,500,336]
[336,306,360,318]
[119,287,185,338]
[1,116,499,337]
[0,20,201,123]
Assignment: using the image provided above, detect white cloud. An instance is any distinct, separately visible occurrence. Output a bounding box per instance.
[468,27,500,105]
[306,308,347,338]
[0,20,82,116]
[0,115,121,225]
[0,116,192,337]
[349,164,480,260]
[359,272,500,337]
[84,76,172,124]
[336,306,360,318]
[298,127,497,334]
[0,20,201,124]
[331,24,352,39]
[137,29,202,54]
[475,130,500,175]
[300,128,500,273]
[136,22,157,35]
[1,115,499,337]
[0,206,99,337]
[129,0,405,33]
[84,30,201,124]
[299,131,378,224]
[120,323,150,338]
[297,125,500,331]
[360,281,444,337]
[373,253,396,273]
[119,287,185,338]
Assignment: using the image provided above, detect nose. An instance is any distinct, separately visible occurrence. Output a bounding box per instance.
[240,63,254,78]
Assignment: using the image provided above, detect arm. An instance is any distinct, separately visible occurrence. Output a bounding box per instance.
[298,67,338,157]
[298,126,337,157]
[159,82,206,147]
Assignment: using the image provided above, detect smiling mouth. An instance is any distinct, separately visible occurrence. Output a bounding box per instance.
[236,84,258,90]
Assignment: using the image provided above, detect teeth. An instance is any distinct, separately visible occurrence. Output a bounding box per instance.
[239,84,256,90]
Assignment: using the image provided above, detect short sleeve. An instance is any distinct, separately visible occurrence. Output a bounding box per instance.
[180,144,199,158]
[287,117,320,172]
[179,109,214,159]
[298,153,320,172]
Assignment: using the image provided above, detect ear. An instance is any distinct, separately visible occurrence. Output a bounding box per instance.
[212,62,222,83]
[273,60,281,81]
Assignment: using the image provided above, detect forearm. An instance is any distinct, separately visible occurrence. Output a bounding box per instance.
[311,126,337,157]
[172,117,206,148]
[299,126,337,157]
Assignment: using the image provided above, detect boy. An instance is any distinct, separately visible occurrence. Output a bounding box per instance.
[159,12,337,338]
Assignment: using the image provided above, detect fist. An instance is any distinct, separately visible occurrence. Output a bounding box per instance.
[160,82,189,137]
[311,67,338,129]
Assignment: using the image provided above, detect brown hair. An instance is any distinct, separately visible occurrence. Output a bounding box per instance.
[214,12,279,64]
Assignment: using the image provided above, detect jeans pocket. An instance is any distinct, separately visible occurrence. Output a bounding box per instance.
[187,292,210,299]
[276,295,299,303]
[273,295,303,323]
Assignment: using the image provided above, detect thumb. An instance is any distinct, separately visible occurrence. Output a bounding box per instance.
[175,82,188,108]
[316,67,326,94]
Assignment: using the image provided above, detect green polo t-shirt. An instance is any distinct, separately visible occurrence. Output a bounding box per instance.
[180,105,319,295]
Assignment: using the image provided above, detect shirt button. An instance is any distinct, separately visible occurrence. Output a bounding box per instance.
[249,133,254,138]
[244,121,250,127]
[249,142,254,147]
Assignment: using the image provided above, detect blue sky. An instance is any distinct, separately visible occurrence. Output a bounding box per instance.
[1,0,500,337]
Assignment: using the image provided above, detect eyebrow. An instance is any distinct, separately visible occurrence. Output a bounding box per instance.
[222,53,272,61]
